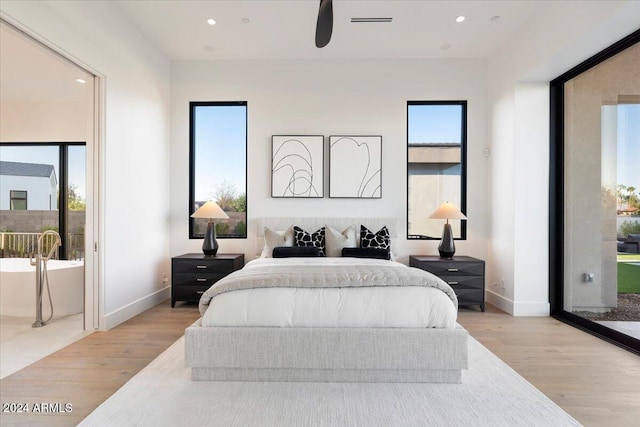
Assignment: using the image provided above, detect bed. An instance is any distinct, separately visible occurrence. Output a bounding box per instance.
[185,218,469,383]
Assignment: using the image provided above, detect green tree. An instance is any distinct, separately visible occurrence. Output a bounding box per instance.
[231,193,246,213]
[234,221,246,236]
[211,181,238,211]
[68,183,86,211]
[215,223,230,235]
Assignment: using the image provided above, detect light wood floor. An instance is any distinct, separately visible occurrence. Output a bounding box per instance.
[1,302,639,426]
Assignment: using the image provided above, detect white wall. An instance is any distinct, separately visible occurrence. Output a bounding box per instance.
[486,0,640,315]
[170,59,490,264]
[0,0,172,329]
[0,175,55,210]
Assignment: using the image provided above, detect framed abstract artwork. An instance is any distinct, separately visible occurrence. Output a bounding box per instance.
[271,135,324,198]
[329,135,382,198]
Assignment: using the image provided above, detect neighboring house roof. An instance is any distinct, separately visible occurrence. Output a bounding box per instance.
[0,161,56,179]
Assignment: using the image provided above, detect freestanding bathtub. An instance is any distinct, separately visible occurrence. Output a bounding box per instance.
[0,258,84,318]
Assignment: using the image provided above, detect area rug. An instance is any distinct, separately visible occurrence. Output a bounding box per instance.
[79,336,581,427]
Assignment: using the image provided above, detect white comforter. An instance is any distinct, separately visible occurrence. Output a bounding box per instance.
[200,258,457,328]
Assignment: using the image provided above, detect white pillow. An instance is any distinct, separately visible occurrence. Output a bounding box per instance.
[325,225,358,257]
[260,226,294,258]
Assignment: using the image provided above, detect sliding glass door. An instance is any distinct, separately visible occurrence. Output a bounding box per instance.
[550,30,640,353]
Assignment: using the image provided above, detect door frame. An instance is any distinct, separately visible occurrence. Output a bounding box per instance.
[549,29,640,354]
[0,16,104,331]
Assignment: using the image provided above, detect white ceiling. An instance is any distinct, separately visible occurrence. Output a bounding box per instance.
[114,0,549,60]
[0,22,92,103]
[0,1,549,108]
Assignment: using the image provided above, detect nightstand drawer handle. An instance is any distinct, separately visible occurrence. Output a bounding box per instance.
[447,268,459,272]
[196,265,208,269]
[196,291,205,294]
[448,281,459,285]
[196,278,207,282]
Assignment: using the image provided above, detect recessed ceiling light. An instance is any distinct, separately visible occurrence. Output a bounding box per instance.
[204,45,216,52]
[491,15,501,22]
[440,43,452,50]
[76,78,86,84]
[455,16,465,23]
[241,17,250,24]
[207,18,216,26]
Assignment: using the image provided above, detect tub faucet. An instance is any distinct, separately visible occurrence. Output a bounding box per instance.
[31,230,62,327]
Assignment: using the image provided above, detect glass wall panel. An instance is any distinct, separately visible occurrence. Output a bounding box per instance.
[562,43,640,340]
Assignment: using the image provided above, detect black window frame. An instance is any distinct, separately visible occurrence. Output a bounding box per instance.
[549,29,640,355]
[10,190,28,210]
[0,141,86,259]
[189,101,248,240]
[406,100,468,240]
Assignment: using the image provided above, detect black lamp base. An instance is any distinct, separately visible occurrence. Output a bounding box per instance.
[202,220,219,256]
[438,223,455,259]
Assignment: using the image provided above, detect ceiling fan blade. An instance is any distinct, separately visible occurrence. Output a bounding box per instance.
[315,0,333,48]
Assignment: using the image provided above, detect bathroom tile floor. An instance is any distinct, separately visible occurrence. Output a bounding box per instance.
[0,313,92,379]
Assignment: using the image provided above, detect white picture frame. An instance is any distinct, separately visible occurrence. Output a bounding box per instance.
[329,135,382,198]
[271,135,324,198]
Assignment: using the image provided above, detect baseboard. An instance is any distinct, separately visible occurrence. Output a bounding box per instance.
[485,291,550,316]
[486,291,514,315]
[102,286,170,330]
[513,301,550,316]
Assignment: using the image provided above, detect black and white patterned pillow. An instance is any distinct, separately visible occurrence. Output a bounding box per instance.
[360,225,390,252]
[293,226,326,256]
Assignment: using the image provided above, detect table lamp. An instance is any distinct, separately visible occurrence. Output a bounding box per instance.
[190,201,229,256]
[428,202,467,259]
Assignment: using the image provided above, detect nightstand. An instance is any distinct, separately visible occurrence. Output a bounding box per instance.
[409,255,485,312]
[171,253,244,307]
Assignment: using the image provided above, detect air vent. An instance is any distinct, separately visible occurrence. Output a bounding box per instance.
[350,18,393,23]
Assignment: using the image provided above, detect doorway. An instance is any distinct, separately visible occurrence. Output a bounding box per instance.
[0,19,99,377]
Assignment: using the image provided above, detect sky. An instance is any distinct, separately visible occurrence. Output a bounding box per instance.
[193,104,247,201]
[617,104,640,192]
[0,145,86,199]
[408,104,462,144]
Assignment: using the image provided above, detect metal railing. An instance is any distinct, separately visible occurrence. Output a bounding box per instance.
[0,232,84,260]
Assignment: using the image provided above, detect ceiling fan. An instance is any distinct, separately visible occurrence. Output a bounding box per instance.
[315,0,333,48]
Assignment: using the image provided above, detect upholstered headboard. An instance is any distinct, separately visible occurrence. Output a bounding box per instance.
[255,217,398,255]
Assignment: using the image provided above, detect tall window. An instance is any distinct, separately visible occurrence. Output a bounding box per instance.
[189,102,247,239]
[407,101,467,239]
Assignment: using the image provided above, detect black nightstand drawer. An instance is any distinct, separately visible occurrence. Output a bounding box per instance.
[171,285,209,301]
[172,273,228,287]
[172,259,237,274]
[439,276,484,290]
[411,260,484,277]
[171,253,244,307]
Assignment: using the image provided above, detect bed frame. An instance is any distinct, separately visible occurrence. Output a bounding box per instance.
[185,217,469,383]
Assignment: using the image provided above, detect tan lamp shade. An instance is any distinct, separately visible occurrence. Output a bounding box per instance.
[190,201,230,220]
[428,202,467,220]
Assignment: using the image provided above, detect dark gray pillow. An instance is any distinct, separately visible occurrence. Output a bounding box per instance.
[342,247,390,260]
[273,246,321,258]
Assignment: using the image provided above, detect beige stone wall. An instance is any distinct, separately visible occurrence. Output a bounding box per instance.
[0,210,85,233]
